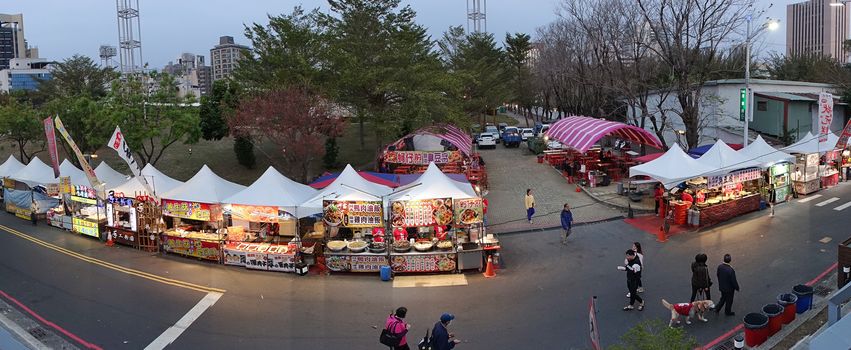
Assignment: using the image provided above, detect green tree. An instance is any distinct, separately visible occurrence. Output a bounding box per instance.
[504,32,535,125]
[199,80,239,141]
[765,53,847,84]
[323,137,339,168]
[233,135,256,169]
[38,54,117,100]
[0,99,43,162]
[609,319,699,350]
[43,95,113,163]
[104,72,201,166]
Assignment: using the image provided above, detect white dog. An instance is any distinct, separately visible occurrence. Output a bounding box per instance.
[661,299,715,327]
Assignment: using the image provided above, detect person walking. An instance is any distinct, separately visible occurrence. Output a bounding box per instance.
[383,307,411,350]
[560,203,573,244]
[431,313,461,350]
[690,253,712,302]
[767,184,777,217]
[632,242,644,293]
[524,189,535,224]
[620,250,644,311]
[654,184,664,215]
[716,254,740,316]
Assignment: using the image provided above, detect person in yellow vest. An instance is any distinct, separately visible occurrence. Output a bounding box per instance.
[525,189,535,224]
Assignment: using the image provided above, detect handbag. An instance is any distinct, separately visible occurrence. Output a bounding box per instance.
[418,328,431,350]
[379,320,402,347]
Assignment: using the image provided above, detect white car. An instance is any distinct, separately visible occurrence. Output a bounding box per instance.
[484,125,500,143]
[520,128,535,141]
[477,133,497,149]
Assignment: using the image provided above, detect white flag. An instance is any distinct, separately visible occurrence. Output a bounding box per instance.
[107,126,154,195]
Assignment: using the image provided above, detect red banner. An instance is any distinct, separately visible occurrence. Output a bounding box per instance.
[818,93,834,143]
[589,297,601,350]
[383,151,462,165]
[836,118,851,150]
[43,117,60,178]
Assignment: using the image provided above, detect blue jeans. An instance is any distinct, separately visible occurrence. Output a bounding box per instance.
[527,207,535,221]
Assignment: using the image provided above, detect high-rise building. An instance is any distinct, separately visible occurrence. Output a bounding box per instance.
[210,36,248,81]
[195,55,212,96]
[0,14,30,70]
[787,0,850,61]
[0,57,52,92]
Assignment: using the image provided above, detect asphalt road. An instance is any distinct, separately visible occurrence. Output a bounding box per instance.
[0,181,849,349]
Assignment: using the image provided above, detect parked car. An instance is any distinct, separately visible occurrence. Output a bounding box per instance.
[497,123,509,132]
[501,127,522,148]
[536,124,550,137]
[484,125,500,143]
[520,128,535,141]
[477,132,497,148]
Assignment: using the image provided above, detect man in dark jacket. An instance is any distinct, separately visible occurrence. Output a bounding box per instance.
[716,254,740,316]
[560,204,573,245]
[431,313,460,350]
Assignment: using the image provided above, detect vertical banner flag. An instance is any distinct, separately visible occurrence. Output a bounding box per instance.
[589,297,601,350]
[818,92,834,143]
[835,119,851,151]
[54,116,105,199]
[43,117,60,178]
[107,126,153,195]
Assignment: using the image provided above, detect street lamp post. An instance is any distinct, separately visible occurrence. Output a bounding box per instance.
[743,16,780,147]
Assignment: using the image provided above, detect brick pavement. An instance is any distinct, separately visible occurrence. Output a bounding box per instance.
[480,141,623,234]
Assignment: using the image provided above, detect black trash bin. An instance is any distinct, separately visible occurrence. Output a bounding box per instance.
[743,313,770,347]
[792,284,814,314]
[777,293,797,324]
[762,304,784,336]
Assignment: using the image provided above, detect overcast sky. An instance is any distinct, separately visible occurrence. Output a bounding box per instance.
[4,1,794,69]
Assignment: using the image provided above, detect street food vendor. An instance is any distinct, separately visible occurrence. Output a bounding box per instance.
[681,190,694,204]
[393,226,407,241]
[372,227,386,243]
[695,189,706,204]
[434,225,448,240]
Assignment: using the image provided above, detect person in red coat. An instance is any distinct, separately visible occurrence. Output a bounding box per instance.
[654,184,664,214]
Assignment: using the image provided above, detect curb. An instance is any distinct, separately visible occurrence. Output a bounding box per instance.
[491,215,625,236]
[543,163,655,214]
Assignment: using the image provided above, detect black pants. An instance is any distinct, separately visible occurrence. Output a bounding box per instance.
[391,344,410,350]
[628,281,643,305]
[690,285,711,302]
[717,290,735,314]
[654,200,660,214]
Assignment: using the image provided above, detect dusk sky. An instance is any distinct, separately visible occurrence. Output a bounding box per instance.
[5,1,794,68]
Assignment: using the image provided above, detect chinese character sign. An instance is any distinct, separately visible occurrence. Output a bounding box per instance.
[818,92,834,143]
[383,151,462,165]
[453,198,483,225]
[162,199,212,221]
[322,200,383,228]
[390,198,454,227]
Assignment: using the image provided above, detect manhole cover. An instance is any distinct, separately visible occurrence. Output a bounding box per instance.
[28,327,48,340]
[815,285,832,297]
[712,340,734,350]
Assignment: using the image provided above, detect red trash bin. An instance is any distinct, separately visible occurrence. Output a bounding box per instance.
[777,293,797,324]
[762,304,784,337]
[537,155,544,163]
[743,313,770,347]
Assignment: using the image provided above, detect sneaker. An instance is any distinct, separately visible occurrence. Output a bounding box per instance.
[637,303,644,311]
[626,293,631,298]
[623,305,634,311]
[637,287,644,293]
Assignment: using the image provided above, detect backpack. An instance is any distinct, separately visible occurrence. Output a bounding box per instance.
[379,320,402,347]
[418,328,431,350]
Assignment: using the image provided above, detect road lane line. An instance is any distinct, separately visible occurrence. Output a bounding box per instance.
[0,290,102,350]
[833,201,851,211]
[0,225,225,294]
[797,194,822,203]
[144,292,223,350]
[815,197,840,207]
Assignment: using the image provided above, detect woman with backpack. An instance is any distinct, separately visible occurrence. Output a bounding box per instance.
[382,307,411,349]
[690,253,712,302]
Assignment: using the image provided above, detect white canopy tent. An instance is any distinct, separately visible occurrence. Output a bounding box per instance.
[161,165,245,204]
[389,163,477,202]
[782,131,839,154]
[300,164,393,217]
[59,159,90,186]
[224,166,317,214]
[696,140,760,174]
[0,155,25,178]
[629,145,716,188]
[11,157,57,187]
[110,163,184,197]
[737,135,795,168]
[95,162,128,189]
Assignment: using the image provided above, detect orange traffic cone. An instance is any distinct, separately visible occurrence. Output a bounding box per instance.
[656,225,668,243]
[105,230,115,247]
[483,256,496,278]
[575,184,581,193]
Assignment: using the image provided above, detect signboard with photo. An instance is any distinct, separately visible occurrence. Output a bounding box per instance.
[162,235,221,261]
[322,200,383,228]
[453,198,483,225]
[383,151,463,165]
[229,205,289,223]
[162,199,212,221]
[390,198,453,228]
[390,253,457,273]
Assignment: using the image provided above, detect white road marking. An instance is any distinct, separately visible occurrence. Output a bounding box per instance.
[144,292,223,350]
[798,194,822,203]
[815,197,840,207]
[393,274,468,288]
[833,201,851,211]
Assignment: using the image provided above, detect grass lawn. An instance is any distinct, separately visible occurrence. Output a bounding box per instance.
[0,121,381,186]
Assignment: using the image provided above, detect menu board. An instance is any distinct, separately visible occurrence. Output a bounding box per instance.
[162,235,221,261]
[325,254,388,272]
[162,199,212,221]
[229,205,284,223]
[391,253,457,273]
[707,169,761,189]
[390,198,453,227]
[454,198,483,225]
[223,242,297,272]
[383,151,463,165]
[72,217,100,237]
[323,200,383,228]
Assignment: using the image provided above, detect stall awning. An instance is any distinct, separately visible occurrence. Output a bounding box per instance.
[11,157,57,187]
[782,131,839,154]
[299,164,394,217]
[59,159,90,187]
[629,145,716,188]
[737,135,795,168]
[695,140,761,174]
[161,165,245,204]
[387,124,473,156]
[545,116,663,153]
[224,166,317,212]
[0,155,25,178]
[95,162,129,189]
[310,171,399,189]
[688,143,743,157]
[389,163,477,202]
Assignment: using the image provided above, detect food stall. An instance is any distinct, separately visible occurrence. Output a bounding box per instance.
[737,135,797,204]
[160,165,245,262]
[221,166,318,273]
[820,149,841,188]
[691,168,762,227]
[0,155,25,202]
[299,165,393,273]
[783,131,840,195]
[387,163,486,274]
[6,158,60,221]
[68,184,105,239]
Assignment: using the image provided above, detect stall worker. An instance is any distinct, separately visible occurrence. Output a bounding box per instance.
[372,227,386,243]
[681,190,694,204]
[696,189,706,204]
[654,184,664,215]
[434,225,448,241]
[393,226,407,241]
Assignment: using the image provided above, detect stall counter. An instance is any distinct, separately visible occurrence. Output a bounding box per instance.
[390,250,457,273]
[698,194,761,227]
[162,231,222,262]
[325,250,389,273]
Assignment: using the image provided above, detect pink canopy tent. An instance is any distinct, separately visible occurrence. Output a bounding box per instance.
[545,116,663,153]
[385,124,473,156]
